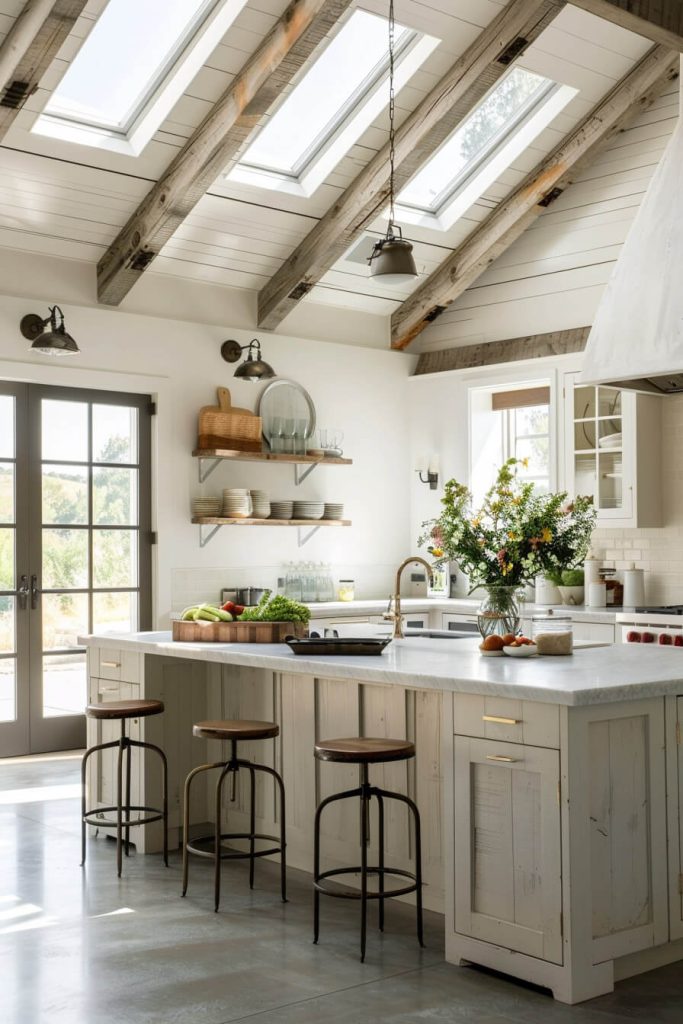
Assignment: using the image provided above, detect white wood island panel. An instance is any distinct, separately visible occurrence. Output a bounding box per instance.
[80,632,683,1004]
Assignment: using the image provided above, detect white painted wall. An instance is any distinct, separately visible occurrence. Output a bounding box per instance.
[0,289,416,625]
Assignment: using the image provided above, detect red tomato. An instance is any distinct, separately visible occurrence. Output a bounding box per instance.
[222,601,236,612]
[642,632,655,643]
[659,633,672,645]
[674,635,683,647]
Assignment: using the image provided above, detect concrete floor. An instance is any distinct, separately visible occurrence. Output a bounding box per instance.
[1,755,682,1024]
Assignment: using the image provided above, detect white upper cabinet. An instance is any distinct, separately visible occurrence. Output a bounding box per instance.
[562,371,662,528]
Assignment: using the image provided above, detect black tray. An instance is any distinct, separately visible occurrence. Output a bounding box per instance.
[285,636,392,656]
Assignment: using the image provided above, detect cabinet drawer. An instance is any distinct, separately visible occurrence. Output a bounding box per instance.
[96,647,140,683]
[453,693,560,748]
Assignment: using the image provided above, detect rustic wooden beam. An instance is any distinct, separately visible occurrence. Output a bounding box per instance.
[0,0,87,137]
[391,45,679,351]
[573,1,683,50]
[96,0,353,306]
[256,0,567,330]
[414,327,590,375]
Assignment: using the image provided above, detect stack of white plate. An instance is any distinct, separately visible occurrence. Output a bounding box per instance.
[293,500,324,520]
[270,500,294,520]
[598,432,622,449]
[222,488,252,518]
[250,490,271,519]
[192,496,221,517]
[323,503,344,520]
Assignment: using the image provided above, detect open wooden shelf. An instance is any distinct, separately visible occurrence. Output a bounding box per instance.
[193,447,352,484]
[191,517,351,527]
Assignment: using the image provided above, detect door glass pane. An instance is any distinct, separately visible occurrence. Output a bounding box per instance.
[0,462,14,521]
[0,596,14,652]
[42,592,88,650]
[42,529,88,589]
[0,396,14,458]
[42,400,88,461]
[42,652,86,718]
[93,404,137,464]
[0,658,16,722]
[42,465,88,524]
[93,467,138,525]
[93,530,137,587]
[598,389,621,418]
[93,591,137,635]
[0,527,14,589]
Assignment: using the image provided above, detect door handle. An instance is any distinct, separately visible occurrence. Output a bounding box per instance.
[30,574,40,610]
[17,575,29,610]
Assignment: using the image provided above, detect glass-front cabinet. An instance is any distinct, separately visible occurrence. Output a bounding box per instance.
[563,371,661,527]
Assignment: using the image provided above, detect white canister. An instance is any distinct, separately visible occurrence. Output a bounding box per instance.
[535,576,561,605]
[588,581,607,608]
[623,564,645,608]
[584,555,601,587]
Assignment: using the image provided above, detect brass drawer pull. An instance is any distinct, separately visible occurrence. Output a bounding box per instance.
[486,754,518,763]
[482,714,521,725]
[101,660,121,668]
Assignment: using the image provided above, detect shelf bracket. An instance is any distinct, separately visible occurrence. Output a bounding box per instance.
[297,525,321,547]
[197,457,222,484]
[294,462,319,486]
[199,523,222,548]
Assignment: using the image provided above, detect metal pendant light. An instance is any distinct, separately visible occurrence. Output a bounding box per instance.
[220,338,276,382]
[368,0,417,285]
[20,305,79,356]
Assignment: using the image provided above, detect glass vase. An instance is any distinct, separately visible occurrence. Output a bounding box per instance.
[477,585,521,639]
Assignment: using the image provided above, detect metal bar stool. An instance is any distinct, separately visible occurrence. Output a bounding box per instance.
[181,720,287,911]
[313,737,423,962]
[81,699,168,877]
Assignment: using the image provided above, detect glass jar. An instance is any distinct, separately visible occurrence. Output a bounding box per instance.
[476,586,521,639]
[338,579,355,602]
[531,608,573,655]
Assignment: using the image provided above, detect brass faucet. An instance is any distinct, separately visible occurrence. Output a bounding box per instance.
[384,556,434,639]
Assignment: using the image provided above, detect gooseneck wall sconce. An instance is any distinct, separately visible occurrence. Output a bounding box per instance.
[416,455,439,490]
[21,305,79,356]
[220,338,276,382]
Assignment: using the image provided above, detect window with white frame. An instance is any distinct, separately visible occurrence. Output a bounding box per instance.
[470,384,551,502]
[34,0,248,156]
[397,67,577,231]
[228,10,438,198]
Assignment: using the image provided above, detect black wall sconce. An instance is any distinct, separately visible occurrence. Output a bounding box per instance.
[220,338,275,382]
[416,456,439,490]
[21,305,79,356]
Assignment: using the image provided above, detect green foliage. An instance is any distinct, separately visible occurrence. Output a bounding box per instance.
[238,590,311,623]
[418,458,596,591]
[560,568,585,587]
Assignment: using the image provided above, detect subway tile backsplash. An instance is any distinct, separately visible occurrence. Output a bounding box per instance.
[592,394,683,605]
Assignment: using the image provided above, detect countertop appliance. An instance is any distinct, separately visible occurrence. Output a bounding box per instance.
[617,607,683,646]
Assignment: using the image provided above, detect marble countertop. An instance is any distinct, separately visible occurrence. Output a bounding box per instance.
[80,631,683,706]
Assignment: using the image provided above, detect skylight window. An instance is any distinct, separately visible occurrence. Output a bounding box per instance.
[35,0,247,155]
[229,11,438,198]
[397,67,577,230]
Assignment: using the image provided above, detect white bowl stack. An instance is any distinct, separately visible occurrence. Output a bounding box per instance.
[270,500,294,520]
[323,502,344,520]
[222,488,252,518]
[293,500,325,520]
[192,496,221,518]
[250,490,271,519]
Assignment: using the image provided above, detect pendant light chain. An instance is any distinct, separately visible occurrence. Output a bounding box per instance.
[387,0,397,234]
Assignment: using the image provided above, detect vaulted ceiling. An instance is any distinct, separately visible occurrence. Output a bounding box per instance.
[0,0,679,354]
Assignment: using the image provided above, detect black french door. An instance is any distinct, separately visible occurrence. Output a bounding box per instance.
[0,383,152,756]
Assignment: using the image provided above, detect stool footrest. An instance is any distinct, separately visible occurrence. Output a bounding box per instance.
[83,805,164,829]
[314,865,418,901]
[186,831,284,862]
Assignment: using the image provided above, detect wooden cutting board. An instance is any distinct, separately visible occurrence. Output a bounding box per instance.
[172,619,307,643]
[197,386,262,451]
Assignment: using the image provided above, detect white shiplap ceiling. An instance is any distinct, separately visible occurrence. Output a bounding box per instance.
[0,0,677,350]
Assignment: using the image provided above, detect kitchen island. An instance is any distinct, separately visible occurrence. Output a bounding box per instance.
[80,632,683,1004]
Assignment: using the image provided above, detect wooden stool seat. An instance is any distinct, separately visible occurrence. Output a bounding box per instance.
[86,699,164,720]
[192,719,279,742]
[315,737,415,764]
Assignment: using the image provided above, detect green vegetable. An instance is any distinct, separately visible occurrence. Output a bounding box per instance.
[181,607,198,621]
[561,569,584,587]
[238,590,311,624]
[196,607,220,621]
[200,604,233,621]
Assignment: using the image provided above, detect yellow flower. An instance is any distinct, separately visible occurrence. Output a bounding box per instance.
[501,561,514,576]
[471,517,481,528]
[507,531,518,541]
[521,457,529,468]
[540,527,553,543]
[431,547,444,558]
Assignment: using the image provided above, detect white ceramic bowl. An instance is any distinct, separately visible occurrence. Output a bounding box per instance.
[503,644,538,658]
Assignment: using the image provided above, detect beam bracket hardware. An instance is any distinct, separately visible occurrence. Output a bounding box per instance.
[199,523,222,548]
[129,250,156,271]
[197,457,222,483]
[297,525,321,547]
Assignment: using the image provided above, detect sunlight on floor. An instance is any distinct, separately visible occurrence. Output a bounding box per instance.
[0,783,81,805]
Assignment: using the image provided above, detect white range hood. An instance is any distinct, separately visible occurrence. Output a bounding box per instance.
[580,65,683,394]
